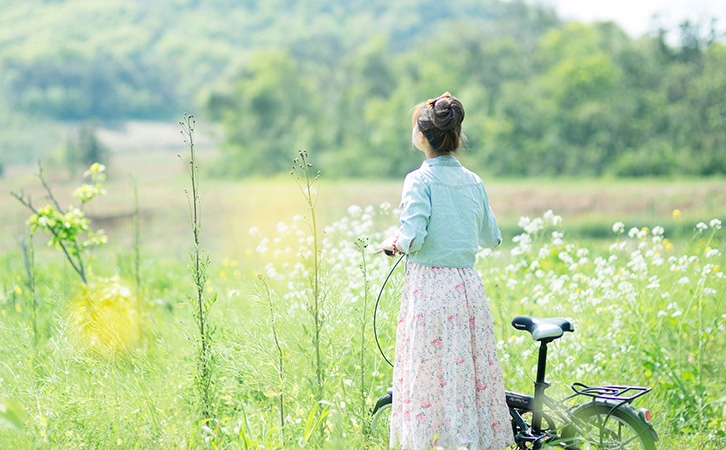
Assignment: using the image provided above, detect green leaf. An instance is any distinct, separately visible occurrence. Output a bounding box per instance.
[0,398,26,431]
[302,403,330,443]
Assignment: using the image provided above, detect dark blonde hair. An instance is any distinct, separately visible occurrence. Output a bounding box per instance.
[412,92,465,154]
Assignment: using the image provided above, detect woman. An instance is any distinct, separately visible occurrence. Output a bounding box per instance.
[381,92,513,449]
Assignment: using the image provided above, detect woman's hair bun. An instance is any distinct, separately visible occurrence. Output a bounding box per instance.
[415,91,466,153]
[431,96,464,131]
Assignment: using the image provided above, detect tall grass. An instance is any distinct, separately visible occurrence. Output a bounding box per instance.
[0,159,724,448]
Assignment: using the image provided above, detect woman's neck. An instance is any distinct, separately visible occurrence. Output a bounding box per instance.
[425,150,452,160]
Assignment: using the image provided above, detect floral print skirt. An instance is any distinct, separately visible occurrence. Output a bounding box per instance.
[390,262,513,449]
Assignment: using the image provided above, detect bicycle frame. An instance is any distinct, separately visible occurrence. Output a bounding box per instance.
[506,336,568,447]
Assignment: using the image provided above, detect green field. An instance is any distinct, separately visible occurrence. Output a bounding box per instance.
[3,143,725,257]
[1,145,725,448]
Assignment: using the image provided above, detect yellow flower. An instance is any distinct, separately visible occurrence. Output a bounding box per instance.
[672,209,682,220]
[14,285,22,295]
[663,239,674,250]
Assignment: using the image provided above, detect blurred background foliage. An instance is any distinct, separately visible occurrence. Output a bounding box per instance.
[0,0,725,178]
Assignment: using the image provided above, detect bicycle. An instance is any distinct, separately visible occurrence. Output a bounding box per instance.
[370,257,659,449]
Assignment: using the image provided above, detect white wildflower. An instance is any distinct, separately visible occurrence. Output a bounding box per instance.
[347,204,362,217]
[612,221,625,234]
[558,251,574,266]
[709,218,722,230]
[275,221,289,234]
[518,216,531,229]
[552,231,564,246]
[702,264,715,276]
[678,276,690,285]
[544,209,562,225]
[666,301,682,313]
[645,276,660,290]
[537,246,550,260]
[696,222,708,232]
[525,217,545,234]
[256,237,269,254]
[705,248,720,258]
[609,241,628,252]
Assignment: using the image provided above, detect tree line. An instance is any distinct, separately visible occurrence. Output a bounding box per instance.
[1,0,724,177]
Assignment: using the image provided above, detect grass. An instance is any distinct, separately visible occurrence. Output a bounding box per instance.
[1,200,723,448]
[1,142,726,448]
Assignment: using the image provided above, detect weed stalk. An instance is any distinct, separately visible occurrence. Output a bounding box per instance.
[131,176,142,294]
[291,149,324,402]
[179,113,217,420]
[19,233,39,349]
[130,176,145,346]
[257,275,286,441]
[355,237,371,437]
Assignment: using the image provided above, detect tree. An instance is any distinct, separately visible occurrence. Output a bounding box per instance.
[205,50,318,176]
[61,125,111,170]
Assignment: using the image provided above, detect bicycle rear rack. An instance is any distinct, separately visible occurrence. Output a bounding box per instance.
[569,382,651,403]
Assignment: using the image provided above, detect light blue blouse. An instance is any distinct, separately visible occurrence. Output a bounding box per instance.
[397,154,502,268]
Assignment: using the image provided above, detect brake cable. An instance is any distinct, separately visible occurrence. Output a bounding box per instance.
[373,253,406,367]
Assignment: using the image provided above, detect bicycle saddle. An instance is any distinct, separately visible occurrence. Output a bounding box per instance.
[511,316,574,341]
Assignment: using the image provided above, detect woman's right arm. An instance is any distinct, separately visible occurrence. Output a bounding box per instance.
[479,185,502,249]
[397,173,430,254]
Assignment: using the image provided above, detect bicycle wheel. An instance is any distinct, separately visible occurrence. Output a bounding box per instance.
[370,391,392,447]
[560,402,657,450]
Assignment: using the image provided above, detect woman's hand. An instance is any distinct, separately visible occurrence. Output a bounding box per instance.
[379,236,399,257]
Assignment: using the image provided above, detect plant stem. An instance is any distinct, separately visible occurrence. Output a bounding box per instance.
[258,276,286,440]
[180,113,215,419]
[20,234,38,348]
[357,238,370,434]
[131,176,144,347]
[132,176,142,294]
[11,191,87,284]
[292,150,324,402]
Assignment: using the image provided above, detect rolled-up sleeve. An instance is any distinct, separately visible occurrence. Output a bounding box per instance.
[398,173,430,253]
